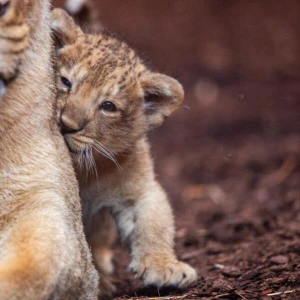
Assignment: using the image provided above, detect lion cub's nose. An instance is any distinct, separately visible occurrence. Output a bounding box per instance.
[60,113,84,135]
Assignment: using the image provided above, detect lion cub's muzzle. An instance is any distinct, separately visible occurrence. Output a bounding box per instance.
[59,108,87,135]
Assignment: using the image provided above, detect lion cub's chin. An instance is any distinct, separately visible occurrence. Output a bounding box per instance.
[63,136,86,154]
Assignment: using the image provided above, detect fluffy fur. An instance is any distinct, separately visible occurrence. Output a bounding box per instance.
[0,0,29,95]
[51,8,197,297]
[0,1,98,299]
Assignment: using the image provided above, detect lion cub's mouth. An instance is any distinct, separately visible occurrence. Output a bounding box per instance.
[63,134,92,155]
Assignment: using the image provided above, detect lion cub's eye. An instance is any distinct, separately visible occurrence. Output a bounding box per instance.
[60,76,72,91]
[100,101,117,112]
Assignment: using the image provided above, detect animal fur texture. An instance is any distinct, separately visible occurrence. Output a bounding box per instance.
[51,8,197,297]
[0,1,98,299]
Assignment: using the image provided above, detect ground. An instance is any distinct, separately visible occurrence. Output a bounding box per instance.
[54,1,300,299]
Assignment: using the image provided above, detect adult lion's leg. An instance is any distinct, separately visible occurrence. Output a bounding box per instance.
[0,0,99,298]
[0,191,98,300]
[0,198,68,299]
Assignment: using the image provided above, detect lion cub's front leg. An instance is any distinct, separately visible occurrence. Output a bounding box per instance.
[112,181,197,289]
[87,209,117,297]
[0,0,29,89]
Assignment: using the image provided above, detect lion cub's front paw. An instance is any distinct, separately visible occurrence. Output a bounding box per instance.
[0,0,29,82]
[130,257,197,289]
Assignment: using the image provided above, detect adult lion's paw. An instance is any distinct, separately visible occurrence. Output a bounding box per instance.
[130,257,197,289]
[0,0,29,83]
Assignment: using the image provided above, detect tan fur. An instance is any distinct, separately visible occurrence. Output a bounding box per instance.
[51,9,197,297]
[0,0,29,96]
[0,1,98,299]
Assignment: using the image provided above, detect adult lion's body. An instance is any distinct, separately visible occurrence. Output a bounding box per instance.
[0,1,98,299]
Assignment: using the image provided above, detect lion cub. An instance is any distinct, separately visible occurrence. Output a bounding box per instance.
[51,9,197,295]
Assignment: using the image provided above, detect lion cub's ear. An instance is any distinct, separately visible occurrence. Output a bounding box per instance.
[140,72,184,129]
[50,8,83,48]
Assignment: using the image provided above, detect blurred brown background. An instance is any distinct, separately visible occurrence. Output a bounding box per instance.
[95,0,300,81]
[54,1,300,298]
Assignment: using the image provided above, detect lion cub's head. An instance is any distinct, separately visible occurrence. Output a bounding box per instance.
[51,9,184,156]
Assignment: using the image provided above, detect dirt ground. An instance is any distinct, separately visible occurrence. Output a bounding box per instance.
[55,1,300,299]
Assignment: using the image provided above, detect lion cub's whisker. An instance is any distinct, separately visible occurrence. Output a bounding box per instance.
[87,146,98,179]
[93,140,123,172]
[93,143,123,173]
